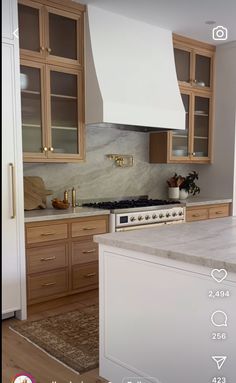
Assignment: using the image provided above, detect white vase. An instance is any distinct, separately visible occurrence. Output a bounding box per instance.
[168,187,179,199]
[179,189,189,199]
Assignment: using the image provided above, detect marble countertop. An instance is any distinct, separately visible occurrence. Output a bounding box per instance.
[182,197,232,207]
[95,217,236,272]
[24,207,110,223]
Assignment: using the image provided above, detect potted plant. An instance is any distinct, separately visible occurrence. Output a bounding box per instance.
[166,173,185,199]
[179,171,200,199]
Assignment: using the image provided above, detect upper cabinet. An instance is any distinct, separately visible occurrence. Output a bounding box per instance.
[18,0,85,163]
[149,34,215,164]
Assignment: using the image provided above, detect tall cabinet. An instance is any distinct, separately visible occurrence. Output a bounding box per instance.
[2,0,27,319]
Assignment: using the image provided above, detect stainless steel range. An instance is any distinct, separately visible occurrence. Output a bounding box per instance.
[83,198,185,232]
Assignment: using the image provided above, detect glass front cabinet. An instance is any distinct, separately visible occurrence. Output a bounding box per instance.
[18,0,85,162]
[149,34,215,164]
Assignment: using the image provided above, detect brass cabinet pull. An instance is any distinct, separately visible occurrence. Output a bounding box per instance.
[216,211,223,215]
[83,227,96,231]
[84,272,96,278]
[48,147,54,152]
[192,214,200,217]
[9,163,16,219]
[40,256,56,261]
[40,232,55,236]
[42,147,48,152]
[41,282,56,287]
[82,249,96,254]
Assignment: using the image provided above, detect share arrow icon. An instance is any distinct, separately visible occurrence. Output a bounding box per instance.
[212,356,227,370]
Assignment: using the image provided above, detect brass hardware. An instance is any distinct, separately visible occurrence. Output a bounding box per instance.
[106,154,134,167]
[46,47,52,53]
[40,256,56,261]
[40,232,55,236]
[192,152,196,156]
[82,249,96,254]
[83,227,96,231]
[192,214,200,217]
[216,211,223,215]
[84,273,96,278]
[42,146,48,152]
[40,46,45,51]
[9,163,16,219]
[49,147,54,152]
[41,282,56,287]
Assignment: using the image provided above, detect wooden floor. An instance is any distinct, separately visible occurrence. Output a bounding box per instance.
[2,290,105,383]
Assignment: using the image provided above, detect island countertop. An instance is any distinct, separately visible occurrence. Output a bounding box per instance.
[95,217,236,272]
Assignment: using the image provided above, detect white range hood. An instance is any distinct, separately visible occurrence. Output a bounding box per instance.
[85,5,185,131]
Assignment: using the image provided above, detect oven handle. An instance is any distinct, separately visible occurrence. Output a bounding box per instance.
[115,220,184,232]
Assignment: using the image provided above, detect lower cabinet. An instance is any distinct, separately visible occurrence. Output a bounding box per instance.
[186,203,230,222]
[25,215,108,305]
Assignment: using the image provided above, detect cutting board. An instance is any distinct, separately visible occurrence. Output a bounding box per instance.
[24,176,53,210]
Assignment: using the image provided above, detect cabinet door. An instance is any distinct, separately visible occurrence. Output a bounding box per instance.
[170,92,192,160]
[192,93,212,160]
[46,65,84,160]
[2,43,22,314]
[174,46,192,87]
[193,51,213,91]
[20,60,47,160]
[18,0,45,59]
[45,7,83,67]
[2,0,18,41]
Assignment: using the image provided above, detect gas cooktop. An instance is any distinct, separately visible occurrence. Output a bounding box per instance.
[83,198,180,210]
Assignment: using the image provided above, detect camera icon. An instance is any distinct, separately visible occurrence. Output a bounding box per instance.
[212,26,228,41]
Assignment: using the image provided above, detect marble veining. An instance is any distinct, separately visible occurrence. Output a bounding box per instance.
[24,126,196,206]
[94,217,236,272]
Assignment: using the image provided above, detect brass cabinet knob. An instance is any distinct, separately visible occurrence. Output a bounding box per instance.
[46,47,52,53]
[40,46,45,52]
[49,147,54,152]
[42,147,48,152]
[192,152,196,156]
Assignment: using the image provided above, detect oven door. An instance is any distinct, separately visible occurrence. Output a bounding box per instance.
[115,220,183,232]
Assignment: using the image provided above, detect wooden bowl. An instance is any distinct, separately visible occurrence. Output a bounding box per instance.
[52,198,70,210]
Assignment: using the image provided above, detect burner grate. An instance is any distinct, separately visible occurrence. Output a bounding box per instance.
[83,199,180,210]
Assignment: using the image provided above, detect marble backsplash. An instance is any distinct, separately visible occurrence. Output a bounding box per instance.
[24,126,197,206]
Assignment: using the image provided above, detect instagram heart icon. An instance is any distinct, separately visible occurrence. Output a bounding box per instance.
[211,269,227,283]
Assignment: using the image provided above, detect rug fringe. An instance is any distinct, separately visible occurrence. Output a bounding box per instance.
[9,326,82,376]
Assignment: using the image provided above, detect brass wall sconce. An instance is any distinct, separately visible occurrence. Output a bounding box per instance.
[106,154,134,168]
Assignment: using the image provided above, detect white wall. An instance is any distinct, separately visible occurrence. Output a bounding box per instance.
[197,41,236,214]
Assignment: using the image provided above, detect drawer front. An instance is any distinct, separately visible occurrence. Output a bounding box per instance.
[26,224,68,244]
[186,208,208,222]
[28,270,68,301]
[72,241,98,265]
[71,219,107,238]
[72,262,98,290]
[209,204,230,219]
[27,244,68,274]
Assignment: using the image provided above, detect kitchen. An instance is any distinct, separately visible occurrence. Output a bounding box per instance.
[2,0,236,382]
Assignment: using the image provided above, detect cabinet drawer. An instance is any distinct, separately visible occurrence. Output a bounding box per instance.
[186,208,208,222]
[26,223,68,244]
[209,204,229,219]
[71,219,107,238]
[28,269,68,301]
[72,241,98,265]
[27,244,68,274]
[72,262,98,290]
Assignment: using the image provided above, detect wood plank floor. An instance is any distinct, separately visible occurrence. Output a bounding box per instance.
[2,290,105,383]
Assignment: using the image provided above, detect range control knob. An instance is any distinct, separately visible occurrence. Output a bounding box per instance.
[152,214,157,219]
[166,213,171,218]
[138,216,144,221]
[172,212,177,217]
[159,213,164,219]
[130,216,136,222]
[178,211,183,216]
[145,215,150,220]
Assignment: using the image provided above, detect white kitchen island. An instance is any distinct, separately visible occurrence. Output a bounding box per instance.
[94,217,236,383]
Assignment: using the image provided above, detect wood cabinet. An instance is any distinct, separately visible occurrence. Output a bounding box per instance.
[186,203,230,222]
[2,0,27,319]
[25,215,108,305]
[18,0,85,162]
[149,35,215,164]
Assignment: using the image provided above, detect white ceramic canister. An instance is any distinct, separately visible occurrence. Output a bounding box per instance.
[168,187,179,199]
